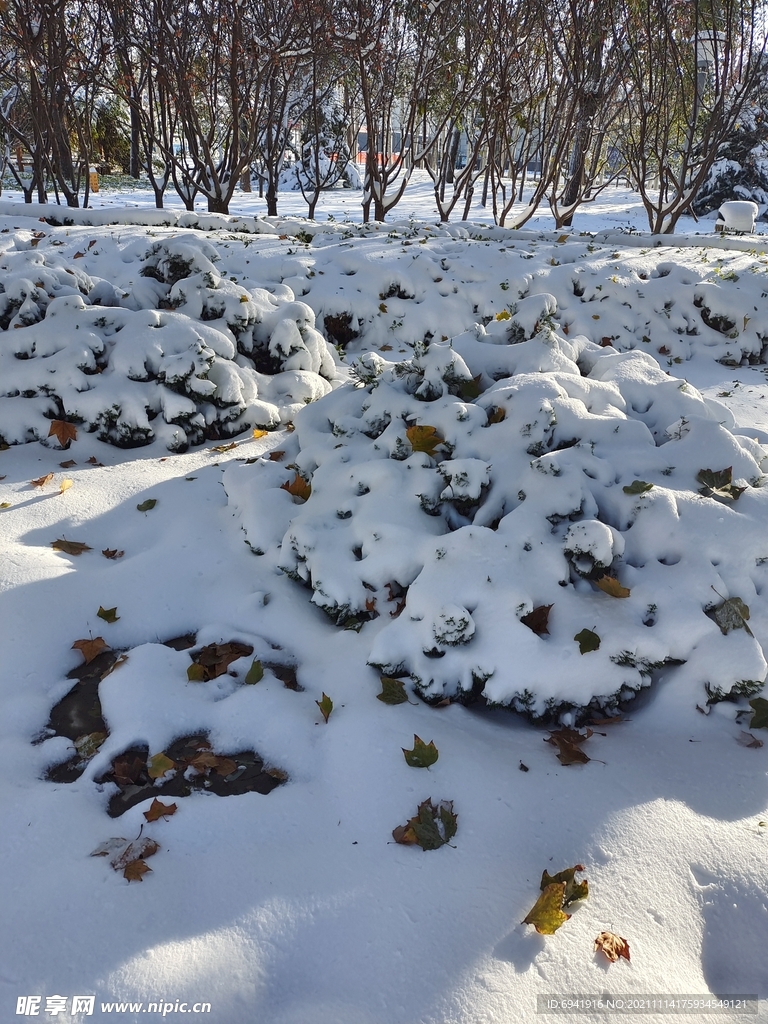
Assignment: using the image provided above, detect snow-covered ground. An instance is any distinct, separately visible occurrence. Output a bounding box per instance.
[2,182,768,1024]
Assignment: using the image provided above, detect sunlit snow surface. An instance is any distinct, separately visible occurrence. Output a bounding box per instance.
[1,183,767,1023]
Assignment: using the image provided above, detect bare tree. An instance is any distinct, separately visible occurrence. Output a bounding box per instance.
[0,0,104,206]
[610,0,768,233]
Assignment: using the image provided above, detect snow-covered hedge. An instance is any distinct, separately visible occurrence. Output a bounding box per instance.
[0,236,338,450]
[226,316,768,719]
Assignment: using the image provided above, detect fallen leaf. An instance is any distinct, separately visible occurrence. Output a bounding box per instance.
[316,692,333,723]
[458,374,484,400]
[737,731,763,748]
[377,676,409,704]
[0,502,11,508]
[112,755,143,786]
[402,735,439,768]
[101,653,128,679]
[574,628,600,654]
[393,798,457,850]
[519,761,529,771]
[281,472,311,501]
[595,931,631,963]
[90,837,128,858]
[102,548,124,559]
[189,641,254,681]
[123,858,152,882]
[406,424,445,459]
[59,479,73,494]
[523,864,588,934]
[748,697,768,730]
[47,420,77,447]
[73,250,85,258]
[523,883,571,934]
[252,429,268,439]
[111,837,159,871]
[623,480,653,495]
[546,727,593,765]
[267,450,285,461]
[72,636,108,663]
[710,596,753,637]
[147,752,175,780]
[486,406,506,424]
[244,659,264,684]
[541,864,589,905]
[189,751,219,772]
[30,473,54,488]
[136,498,157,512]
[97,605,120,623]
[212,756,237,777]
[52,539,92,555]
[595,575,630,598]
[86,456,104,466]
[697,466,746,502]
[59,459,77,468]
[74,731,107,759]
[521,604,552,636]
[143,798,178,822]
[211,441,238,452]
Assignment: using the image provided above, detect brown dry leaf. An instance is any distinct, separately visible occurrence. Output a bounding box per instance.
[281,472,311,502]
[123,858,152,882]
[520,604,553,636]
[112,755,144,786]
[737,731,764,749]
[59,459,77,468]
[87,456,104,466]
[102,548,125,559]
[73,250,85,259]
[267,450,285,462]
[30,473,54,488]
[211,441,239,453]
[59,478,73,494]
[595,575,631,598]
[212,756,237,777]
[545,727,593,765]
[594,931,631,963]
[189,751,220,772]
[189,641,254,681]
[110,836,160,872]
[47,420,78,447]
[71,636,108,664]
[52,538,92,555]
[143,798,178,822]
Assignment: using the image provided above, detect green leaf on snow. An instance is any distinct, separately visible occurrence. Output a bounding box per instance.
[749,697,768,730]
[244,659,264,684]
[623,480,653,495]
[574,628,600,654]
[377,676,409,704]
[402,735,439,769]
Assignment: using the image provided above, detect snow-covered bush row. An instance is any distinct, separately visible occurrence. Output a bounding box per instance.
[225,318,768,719]
[0,237,338,449]
[294,227,768,368]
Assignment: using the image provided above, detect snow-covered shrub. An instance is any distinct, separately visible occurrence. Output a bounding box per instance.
[225,322,768,719]
[0,235,339,450]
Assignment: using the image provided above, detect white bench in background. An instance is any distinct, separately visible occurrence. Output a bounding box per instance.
[715,200,759,234]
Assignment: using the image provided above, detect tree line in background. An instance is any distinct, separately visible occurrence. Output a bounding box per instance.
[0,0,766,232]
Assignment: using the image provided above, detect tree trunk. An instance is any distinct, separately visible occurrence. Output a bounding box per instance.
[130,100,141,178]
[207,195,229,214]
